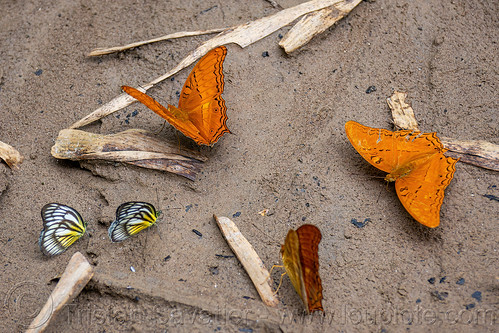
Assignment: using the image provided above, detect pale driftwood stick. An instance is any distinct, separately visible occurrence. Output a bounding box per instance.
[386,91,420,131]
[279,0,362,53]
[214,215,279,307]
[70,0,346,129]
[387,91,499,171]
[440,138,499,171]
[26,252,94,333]
[0,140,23,169]
[88,28,227,56]
[51,129,205,180]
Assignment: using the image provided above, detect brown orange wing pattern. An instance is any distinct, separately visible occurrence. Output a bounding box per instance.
[296,224,323,314]
[281,224,323,314]
[395,151,457,227]
[345,121,445,173]
[178,45,230,145]
[122,86,210,144]
[345,121,458,228]
[281,229,306,307]
[122,46,230,146]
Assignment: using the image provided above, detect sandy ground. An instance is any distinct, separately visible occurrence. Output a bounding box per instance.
[0,0,497,332]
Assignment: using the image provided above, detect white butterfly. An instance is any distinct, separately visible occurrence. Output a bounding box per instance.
[39,203,87,256]
[108,202,160,242]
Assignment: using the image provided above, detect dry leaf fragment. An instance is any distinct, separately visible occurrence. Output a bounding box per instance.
[51,129,205,180]
[71,0,350,129]
[258,209,270,216]
[387,91,499,171]
[386,91,420,131]
[279,0,362,53]
[0,140,23,169]
[26,252,94,333]
[214,215,279,307]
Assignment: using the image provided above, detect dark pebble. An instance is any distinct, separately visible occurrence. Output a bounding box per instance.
[456,278,465,285]
[192,229,202,237]
[262,51,269,57]
[233,212,241,218]
[428,277,436,284]
[471,291,482,302]
[365,85,377,94]
[351,218,370,228]
[34,69,43,76]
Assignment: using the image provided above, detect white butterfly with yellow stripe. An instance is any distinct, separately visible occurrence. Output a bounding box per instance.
[39,203,87,256]
[108,202,160,242]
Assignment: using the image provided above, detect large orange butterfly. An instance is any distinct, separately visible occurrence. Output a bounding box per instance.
[122,46,230,146]
[281,224,323,314]
[345,121,458,228]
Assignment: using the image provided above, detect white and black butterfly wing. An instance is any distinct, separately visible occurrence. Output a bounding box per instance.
[39,203,87,256]
[108,202,159,242]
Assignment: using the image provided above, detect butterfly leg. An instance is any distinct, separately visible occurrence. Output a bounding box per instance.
[273,272,288,295]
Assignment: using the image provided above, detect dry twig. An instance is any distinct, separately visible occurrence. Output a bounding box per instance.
[51,129,205,180]
[88,28,226,56]
[26,252,94,333]
[214,215,279,307]
[279,0,362,53]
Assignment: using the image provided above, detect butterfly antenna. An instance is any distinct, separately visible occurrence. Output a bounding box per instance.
[154,120,167,135]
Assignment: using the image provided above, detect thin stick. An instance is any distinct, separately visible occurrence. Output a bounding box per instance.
[26,252,94,333]
[214,215,279,307]
[88,28,227,56]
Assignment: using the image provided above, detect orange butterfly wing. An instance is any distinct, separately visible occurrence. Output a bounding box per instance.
[281,224,323,314]
[345,121,458,228]
[121,86,207,143]
[178,46,230,145]
[122,46,230,145]
[395,153,457,227]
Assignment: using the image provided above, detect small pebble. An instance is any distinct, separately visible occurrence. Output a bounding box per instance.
[192,229,202,237]
[471,291,482,302]
[456,278,465,285]
[262,51,269,57]
[130,266,136,272]
[428,277,436,284]
[233,212,241,218]
[365,85,377,94]
[34,69,43,76]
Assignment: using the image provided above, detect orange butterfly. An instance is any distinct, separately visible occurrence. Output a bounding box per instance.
[122,46,230,146]
[281,224,323,314]
[345,121,458,228]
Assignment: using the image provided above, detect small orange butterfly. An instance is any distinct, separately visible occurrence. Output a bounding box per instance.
[345,121,458,227]
[281,224,323,314]
[123,46,230,146]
